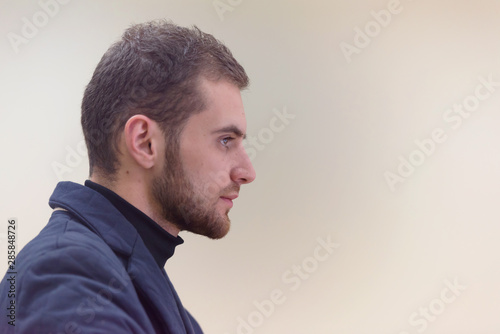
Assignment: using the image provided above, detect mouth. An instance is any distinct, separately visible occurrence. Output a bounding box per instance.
[219,197,233,207]
[219,194,238,208]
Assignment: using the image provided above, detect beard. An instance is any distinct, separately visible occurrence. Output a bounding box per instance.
[151,145,235,239]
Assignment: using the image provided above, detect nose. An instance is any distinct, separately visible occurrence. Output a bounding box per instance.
[230,148,256,185]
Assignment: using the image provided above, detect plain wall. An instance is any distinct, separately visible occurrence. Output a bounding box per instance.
[1,0,499,333]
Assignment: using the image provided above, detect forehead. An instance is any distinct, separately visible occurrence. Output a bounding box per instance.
[186,78,247,134]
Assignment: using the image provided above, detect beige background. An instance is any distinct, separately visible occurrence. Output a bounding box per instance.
[1,0,500,333]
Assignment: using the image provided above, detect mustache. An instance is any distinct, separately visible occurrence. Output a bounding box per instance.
[198,182,240,201]
[219,183,240,196]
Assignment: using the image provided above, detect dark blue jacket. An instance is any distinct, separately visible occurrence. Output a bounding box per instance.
[0,182,203,333]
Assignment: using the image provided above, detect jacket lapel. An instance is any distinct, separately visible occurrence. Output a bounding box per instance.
[128,243,193,334]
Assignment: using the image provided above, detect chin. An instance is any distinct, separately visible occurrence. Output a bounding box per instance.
[210,222,231,240]
[184,213,230,239]
[207,217,231,240]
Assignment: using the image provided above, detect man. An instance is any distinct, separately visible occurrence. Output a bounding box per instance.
[0,20,256,333]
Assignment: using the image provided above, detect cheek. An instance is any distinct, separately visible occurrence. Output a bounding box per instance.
[195,161,232,199]
[179,143,207,179]
[180,140,232,191]
[180,154,217,193]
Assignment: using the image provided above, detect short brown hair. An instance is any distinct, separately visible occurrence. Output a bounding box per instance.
[81,20,249,176]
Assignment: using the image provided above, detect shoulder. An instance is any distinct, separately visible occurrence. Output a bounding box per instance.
[0,210,153,333]
[19,210,122,272]
[17,209,133,288]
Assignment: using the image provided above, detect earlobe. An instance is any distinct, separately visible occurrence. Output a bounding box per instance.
[124,115,159,169]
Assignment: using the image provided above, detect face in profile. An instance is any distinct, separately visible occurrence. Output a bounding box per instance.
[152,78,256,239]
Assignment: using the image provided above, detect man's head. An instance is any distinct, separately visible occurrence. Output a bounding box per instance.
[81,20,255,238]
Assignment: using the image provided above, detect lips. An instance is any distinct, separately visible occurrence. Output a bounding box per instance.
[220,194,239,200]
[220,194,238,208]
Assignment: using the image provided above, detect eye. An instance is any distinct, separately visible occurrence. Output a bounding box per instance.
[220,137,234,147]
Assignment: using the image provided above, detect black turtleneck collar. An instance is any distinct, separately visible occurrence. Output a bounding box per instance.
[85,180,183,268]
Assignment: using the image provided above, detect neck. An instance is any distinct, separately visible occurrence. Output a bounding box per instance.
[90,172,181,237]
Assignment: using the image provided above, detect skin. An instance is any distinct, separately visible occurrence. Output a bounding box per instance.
[91,77,256,238]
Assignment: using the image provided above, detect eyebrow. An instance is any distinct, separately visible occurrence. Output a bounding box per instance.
[212,125,246,139]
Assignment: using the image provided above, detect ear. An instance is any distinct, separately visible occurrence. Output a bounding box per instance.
[123,115,162,170]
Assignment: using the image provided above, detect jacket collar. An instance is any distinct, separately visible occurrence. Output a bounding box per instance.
[49,181,137,256]
[48,181,195,333]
